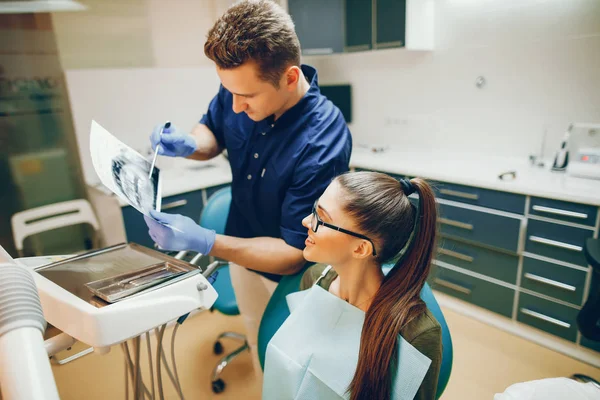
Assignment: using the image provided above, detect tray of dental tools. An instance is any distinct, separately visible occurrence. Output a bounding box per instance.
[35,243,205,305]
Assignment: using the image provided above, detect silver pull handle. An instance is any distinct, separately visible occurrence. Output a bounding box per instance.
[520,308,571,329]
[439,217,474,231]
[438,248,474,263]
[344,44,371,52]
[523,273,577,292]
[529,236,582,252]
[303,48,334,55]
[531,205,588,220]
[375,40,404,49]
[433,278,472,295]
[162,199,188,210]
[439,188,479,201]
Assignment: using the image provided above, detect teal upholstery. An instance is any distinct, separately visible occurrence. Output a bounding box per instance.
[200,187,238,315]
[257,264,453,399]
[257,264,311,370]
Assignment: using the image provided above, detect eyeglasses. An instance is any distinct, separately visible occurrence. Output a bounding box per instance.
[310,200,377,256]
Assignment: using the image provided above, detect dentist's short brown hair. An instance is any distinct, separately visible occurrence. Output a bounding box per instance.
[204,0,301,88]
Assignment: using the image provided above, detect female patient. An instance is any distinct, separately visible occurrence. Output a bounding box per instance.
[264,171,442,400]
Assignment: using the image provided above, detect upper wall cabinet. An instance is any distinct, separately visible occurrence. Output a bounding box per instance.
[344,0,373,52]
[288,0,345,55]
[375,0,406,49]
[288,0,435,56]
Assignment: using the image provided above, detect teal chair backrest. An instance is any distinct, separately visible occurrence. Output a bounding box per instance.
[257,265,453,399]
[200,187,231,233]
[200,187,239,315]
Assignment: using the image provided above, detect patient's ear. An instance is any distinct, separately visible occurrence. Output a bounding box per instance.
[352,240,373,259]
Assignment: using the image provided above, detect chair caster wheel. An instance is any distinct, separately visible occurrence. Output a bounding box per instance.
[212,379,226,393]
[213,341,224,355]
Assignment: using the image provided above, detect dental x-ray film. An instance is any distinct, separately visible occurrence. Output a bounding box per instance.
[90,120,162,217]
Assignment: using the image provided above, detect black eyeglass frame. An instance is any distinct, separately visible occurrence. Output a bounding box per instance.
[310,200,377,256]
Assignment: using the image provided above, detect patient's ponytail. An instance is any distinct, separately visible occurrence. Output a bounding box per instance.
[336,172,438,400]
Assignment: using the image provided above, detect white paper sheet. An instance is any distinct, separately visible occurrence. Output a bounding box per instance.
[90,120,162,216]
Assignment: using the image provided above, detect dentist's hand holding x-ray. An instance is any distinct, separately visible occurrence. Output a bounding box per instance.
[146,123,216,254]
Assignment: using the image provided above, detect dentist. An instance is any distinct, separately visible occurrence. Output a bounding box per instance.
[144,0,352,376]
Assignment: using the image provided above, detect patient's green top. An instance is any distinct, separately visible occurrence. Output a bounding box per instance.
[301,264,442,400]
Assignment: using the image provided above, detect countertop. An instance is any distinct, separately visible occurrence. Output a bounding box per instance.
[350,148,600,206]
[94,150,599,209]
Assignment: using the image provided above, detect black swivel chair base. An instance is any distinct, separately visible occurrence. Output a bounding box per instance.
[211,332,249,394]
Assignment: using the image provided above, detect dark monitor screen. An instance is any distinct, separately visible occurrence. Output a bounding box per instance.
[319,84,352,123]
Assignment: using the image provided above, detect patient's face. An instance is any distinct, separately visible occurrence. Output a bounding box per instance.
[302,181,364,265]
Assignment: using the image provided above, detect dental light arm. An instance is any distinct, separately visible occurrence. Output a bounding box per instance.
[0,261,60,400]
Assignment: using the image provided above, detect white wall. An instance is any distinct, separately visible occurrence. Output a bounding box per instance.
[65,67,221,185]
[63,0,600,179]
[305,0,600,158]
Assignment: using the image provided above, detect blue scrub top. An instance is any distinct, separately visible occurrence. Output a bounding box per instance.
[200,65,352,281]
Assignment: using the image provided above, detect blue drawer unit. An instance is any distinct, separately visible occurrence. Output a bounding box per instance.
[437,237,519,284]
[430,266,515,318]
[525,219,593,267]
[121,189,205,248]
[517,293,579,342]
[160,190,205,220]
[520,257,587,306]
[529,197,598,227]
[433,181,526,214]
[438,203,522,253]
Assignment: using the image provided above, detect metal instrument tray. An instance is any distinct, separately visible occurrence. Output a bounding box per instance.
[35,243,204,307]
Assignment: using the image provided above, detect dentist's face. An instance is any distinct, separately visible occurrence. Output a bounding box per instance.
[302,181,366,266]
[217,61,292,122]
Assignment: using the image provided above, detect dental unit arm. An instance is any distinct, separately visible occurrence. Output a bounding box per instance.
[0,249,59,400]
[0,243,219,400]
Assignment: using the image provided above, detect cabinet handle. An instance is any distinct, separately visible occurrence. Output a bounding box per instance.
[439,188,479,201]
[438,248,474,263]
[375,40,403,49]
[529,236,582,252]
[523,273,577,292]
[439,217,473,231]
[162,199,188,210]
[433,278,472,295]
[303,48,334,55]
[531,205,588,220]
[520,308,571,329]
[344,44,371,52]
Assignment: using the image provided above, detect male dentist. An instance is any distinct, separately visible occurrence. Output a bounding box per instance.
[144,0,352,375]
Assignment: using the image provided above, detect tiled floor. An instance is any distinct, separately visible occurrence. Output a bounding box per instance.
[51,305,600,399]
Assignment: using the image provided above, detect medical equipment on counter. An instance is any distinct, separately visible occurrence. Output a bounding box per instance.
[569,147,600,180]
[0,242,219,400]
[551,122,600,179]
[551,127,570,172]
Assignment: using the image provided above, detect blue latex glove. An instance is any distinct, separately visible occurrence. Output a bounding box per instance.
[150,123,197,157]
[144,210,216,254]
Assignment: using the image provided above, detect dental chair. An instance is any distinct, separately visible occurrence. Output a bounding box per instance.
[572,237,600,386]
[257,264,454,399]
[199,187,249,394]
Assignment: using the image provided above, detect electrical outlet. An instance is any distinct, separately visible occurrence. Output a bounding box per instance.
[384,116,408,126]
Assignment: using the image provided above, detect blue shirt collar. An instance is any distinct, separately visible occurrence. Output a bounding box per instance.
[268,64,320,129]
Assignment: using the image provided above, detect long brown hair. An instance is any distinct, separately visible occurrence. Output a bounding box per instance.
[336,171,438,400]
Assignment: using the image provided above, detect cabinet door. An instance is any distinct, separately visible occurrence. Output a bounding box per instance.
[345,0,372,52]
[375,0,406,49]
[288,0,344,55]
